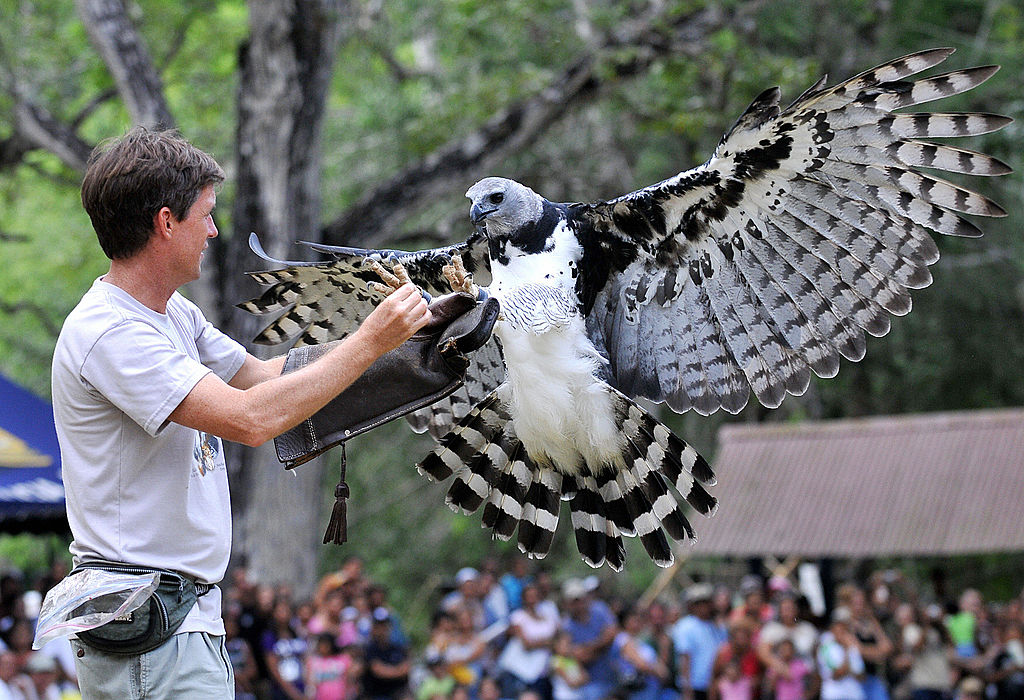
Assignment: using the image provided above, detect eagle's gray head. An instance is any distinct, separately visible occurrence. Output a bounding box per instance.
[466,177,544,239]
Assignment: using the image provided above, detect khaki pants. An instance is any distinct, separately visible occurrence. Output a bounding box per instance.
[72,632,234,699]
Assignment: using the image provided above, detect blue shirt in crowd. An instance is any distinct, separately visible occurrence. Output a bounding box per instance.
[670,615,727,692]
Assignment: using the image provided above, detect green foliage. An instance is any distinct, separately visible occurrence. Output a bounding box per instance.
[0,534,70,578]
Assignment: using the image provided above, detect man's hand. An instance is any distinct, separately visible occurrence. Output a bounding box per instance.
[355,282,431,356]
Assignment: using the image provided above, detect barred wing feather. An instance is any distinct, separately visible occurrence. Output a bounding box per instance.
[581,48,1010,416]
[238,233,504,436]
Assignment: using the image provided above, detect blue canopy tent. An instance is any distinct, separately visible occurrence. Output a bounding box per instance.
[0,374,68,534]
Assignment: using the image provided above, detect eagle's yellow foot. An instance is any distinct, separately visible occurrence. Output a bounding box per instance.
[442,256,478,297]
[366,258,413,297]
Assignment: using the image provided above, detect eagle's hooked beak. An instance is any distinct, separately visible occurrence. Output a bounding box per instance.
[470,202,495,236]
[470,202,493,224]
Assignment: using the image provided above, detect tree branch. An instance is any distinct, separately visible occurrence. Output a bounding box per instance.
[0,299,61,337]
[0,227,29,243]
[320,1,755,248]
[74,0,175,129]
[14,101,93,172]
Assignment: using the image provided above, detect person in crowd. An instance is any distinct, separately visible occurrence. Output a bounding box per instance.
[0,649,28,700]
[501,559,534,614]
[368,584,409,648]
[713,587,735,630]
[309,587,348,641]
[713,658,752,700]
[956,676,985,700]
[363,608,411,700]
[761,597,823,671]
[614,605,670,700]
[818,608,867,700]
[477,674,504,700]
[497,582,559,698]
[417,651,456,700]
[840,584,894,700]
[307,633,360,700]
[647,599,680,700]
[262,597,308,700]
[673,584,729,700]
[892,603,954,700]
[475,561,512,630]
[984,618,1024,700]
[711,619,763,700]
[225,610,260,700]
[443,606,490,691]
[551,630,589,700]
[948,590,984,660]
[1,620,33,674]
[731,577,773,629]
[23,653,61,700]
[767,640,811,700]
[444,569,488,632]
[562,577,619,700]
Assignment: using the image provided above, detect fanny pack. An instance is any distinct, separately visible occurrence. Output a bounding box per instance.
[71,561,211,655]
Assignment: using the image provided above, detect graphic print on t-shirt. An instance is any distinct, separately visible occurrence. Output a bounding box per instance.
[193,432,222,477]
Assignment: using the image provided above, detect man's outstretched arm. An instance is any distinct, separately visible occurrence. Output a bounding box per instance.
[169,282,430,446]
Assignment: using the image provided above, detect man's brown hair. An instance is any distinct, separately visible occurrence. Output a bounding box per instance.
[80,126,225,260]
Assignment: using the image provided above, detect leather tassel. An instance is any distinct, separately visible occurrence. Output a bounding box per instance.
[323,444,350,545]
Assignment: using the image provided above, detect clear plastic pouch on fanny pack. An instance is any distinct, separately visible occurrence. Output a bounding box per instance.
[33,568,160,650]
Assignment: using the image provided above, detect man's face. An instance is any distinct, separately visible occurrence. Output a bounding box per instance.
[170,184,218,282]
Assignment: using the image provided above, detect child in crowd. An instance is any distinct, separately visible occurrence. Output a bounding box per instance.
[550,631,588,700]
[306,633,360,700]
[714,659,753,700]
[768,639,810,700]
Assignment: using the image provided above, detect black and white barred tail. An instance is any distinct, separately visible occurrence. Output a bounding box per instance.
[415,385,717,570]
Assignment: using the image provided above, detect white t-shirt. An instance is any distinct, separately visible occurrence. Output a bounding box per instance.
[498,606,559,682]
[52,279,246,634]
[817,632,866,700]
[760,620,820,661]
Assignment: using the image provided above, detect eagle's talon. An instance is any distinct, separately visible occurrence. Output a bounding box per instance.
[442,256,478,296]
[365,258,414,297]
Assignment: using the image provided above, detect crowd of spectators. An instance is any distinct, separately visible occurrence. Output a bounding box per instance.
[0,557,1022,700]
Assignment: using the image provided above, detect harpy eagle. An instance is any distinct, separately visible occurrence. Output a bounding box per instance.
[241,49,1010,570]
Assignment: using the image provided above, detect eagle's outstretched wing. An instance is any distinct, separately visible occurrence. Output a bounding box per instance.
[576,48,1010,416]
[238,233,504,436]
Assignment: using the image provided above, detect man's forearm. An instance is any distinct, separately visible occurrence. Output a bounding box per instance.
[171,326,385,446]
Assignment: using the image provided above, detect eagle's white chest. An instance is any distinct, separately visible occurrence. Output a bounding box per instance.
[488,226,624,472]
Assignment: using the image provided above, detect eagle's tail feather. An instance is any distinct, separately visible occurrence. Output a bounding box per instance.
[481,442,530,541]
[624,401,719,510]
[417,392,505,483]
[615,465,674,566]
[417,386,714,569]
[516,466,563,559]
[568,475,609,568]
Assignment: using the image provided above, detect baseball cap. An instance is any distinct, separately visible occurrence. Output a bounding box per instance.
[685,583,714,603]
[562,578,589,600]
[455,567,479,585]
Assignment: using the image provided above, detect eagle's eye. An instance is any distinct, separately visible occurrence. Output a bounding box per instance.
[488,193,504,205]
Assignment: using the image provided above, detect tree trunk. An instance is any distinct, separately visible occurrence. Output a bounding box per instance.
[218,0,350,593]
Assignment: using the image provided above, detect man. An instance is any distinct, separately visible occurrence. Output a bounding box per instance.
[672,583,728,700]
[51,127,431,697]
[561,577,618,700]
[362,608,411,700]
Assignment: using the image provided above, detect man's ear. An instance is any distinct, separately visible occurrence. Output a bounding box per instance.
[154,206,175,239]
